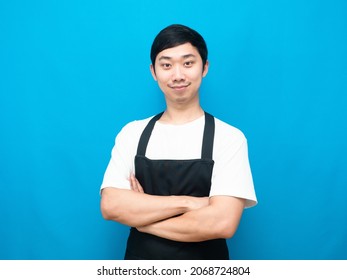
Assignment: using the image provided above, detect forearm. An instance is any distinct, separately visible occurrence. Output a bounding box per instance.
[101,187,206,227]
[137,196,245,242]
[138,206,224,242]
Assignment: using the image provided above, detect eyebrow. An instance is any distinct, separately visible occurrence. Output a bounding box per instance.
[158,54,196,61]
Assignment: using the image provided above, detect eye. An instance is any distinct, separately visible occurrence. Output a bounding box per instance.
[161,63,171,69]
[184,61,194,67]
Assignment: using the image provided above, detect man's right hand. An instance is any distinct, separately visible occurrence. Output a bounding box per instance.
[129,173,209,211]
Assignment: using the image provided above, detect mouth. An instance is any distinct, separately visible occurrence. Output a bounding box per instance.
[168,83,191,91]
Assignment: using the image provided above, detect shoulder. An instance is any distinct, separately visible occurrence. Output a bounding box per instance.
[114,115,155,146]
[120,115,154,135]
[213,116,247,147]
[211,116,248,161]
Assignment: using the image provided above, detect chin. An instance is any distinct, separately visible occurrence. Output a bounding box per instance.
[175,98,188,104]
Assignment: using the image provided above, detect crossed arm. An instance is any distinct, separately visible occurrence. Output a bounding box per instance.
[101,175,245,242]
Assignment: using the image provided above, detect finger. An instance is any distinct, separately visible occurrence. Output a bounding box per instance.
[135,178,144,193]
[129,174,137,191]
[132,177,143,193]
[130,174,143,193]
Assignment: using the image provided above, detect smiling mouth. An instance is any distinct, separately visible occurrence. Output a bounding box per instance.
[169,83,191,90]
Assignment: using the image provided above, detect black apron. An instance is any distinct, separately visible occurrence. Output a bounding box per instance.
[124,112,229,260]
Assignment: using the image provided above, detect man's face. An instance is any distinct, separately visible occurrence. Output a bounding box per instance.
[150,43,208,108]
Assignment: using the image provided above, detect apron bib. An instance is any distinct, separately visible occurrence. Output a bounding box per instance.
[124,112,229,260]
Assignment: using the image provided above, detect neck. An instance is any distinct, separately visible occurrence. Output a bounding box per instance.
[159,105,204,125]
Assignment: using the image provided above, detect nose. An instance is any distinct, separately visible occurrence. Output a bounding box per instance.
[172,65,185,82]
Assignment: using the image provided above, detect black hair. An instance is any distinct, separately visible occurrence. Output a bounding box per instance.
[150,24,208,70]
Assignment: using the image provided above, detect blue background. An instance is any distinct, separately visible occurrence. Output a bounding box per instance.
[1,0,346,260]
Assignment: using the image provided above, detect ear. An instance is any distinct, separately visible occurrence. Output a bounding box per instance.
[150,64,157,81]
[202,60,209,77]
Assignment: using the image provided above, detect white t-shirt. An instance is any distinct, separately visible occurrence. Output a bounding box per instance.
[101,114,257,208]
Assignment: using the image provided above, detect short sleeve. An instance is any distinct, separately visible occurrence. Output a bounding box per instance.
[100,118,152,193]
[210,121,257,208]
[100,126,136,192]
[100,144,131,192]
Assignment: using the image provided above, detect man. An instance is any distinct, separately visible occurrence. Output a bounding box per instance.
[100,24,257,260]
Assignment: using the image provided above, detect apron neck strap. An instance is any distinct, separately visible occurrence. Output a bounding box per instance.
[201,112,215,160]
[136,112,164,156]
[136,111,215,160]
